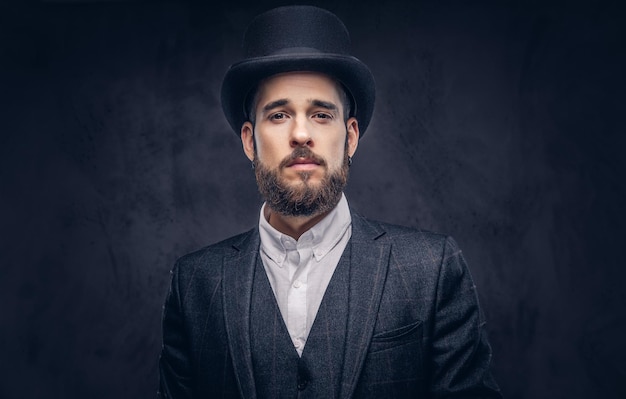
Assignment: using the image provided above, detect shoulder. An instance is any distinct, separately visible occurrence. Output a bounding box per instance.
[352,211,466,273]
[353,212,471,286]
[173,227,258,276]
[352,211,453,252]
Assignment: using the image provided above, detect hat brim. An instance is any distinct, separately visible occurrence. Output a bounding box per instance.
[220,53,375,138]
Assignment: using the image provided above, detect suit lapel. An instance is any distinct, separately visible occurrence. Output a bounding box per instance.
[222,228,259,399]
[340,212,391,399]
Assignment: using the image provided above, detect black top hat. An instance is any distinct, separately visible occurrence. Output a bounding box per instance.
[220,5,376,138]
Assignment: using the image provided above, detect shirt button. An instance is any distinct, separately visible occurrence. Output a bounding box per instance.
[293,280,302,288]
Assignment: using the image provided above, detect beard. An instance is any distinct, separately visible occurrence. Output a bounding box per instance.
[253,146,349,217]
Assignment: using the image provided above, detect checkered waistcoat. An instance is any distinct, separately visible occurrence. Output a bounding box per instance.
[250,242,352,398]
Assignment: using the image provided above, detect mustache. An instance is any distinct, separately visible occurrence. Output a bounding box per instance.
[278,147,327,169]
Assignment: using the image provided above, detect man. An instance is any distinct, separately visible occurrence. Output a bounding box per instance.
[158,5,501,398]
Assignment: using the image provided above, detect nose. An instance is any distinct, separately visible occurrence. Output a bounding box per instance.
[290,118,313,148]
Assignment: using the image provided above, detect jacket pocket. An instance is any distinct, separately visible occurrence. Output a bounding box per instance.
[356,320,425,393]
[369,320,422,353]
[372,320,422,341]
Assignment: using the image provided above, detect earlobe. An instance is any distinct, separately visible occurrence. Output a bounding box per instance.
[241,122,255,162]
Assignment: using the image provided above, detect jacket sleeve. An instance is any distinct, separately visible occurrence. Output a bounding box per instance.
[158,262,194,398]
[429,236,503,398]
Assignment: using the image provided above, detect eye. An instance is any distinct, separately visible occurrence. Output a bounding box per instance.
[312,113,333,120]
[269,112,286,120]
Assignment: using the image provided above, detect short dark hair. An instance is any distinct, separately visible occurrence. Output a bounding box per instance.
[244,79,353,126]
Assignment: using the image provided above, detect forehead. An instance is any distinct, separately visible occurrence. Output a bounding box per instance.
[255,72,343,104]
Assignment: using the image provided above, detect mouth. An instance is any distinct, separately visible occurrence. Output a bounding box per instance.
[286,157,321,170]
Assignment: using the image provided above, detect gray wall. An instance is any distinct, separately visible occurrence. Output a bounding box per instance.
[2,0,625,398]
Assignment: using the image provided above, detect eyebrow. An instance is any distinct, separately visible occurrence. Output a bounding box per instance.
[310,99,338,111]
[260,98,339,114]
[262,99,289,114]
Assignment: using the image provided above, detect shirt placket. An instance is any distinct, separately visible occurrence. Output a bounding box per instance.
[285,241,310,355]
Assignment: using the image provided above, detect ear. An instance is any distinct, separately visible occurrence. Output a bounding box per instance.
[346,117,359,157]
[241,122,255,162]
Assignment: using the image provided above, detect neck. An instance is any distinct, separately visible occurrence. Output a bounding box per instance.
[264,206,331,240]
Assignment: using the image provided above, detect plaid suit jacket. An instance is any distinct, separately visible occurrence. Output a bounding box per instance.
[158,211,502,398]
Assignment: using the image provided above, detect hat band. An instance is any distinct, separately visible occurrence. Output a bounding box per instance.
[271,46,325,56]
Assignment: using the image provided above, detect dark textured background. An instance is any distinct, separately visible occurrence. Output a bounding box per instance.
[2,0,625,398]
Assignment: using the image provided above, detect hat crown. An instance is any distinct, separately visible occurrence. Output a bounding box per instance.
[243,5,351,58]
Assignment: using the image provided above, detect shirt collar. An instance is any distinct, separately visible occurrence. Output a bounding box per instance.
[258,193,352,267]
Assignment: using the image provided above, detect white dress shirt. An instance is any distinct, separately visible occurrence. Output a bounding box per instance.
[258,193,352,356]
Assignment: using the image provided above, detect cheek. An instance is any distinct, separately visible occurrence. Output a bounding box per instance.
[254,140,285,167]
[326,141,348,170]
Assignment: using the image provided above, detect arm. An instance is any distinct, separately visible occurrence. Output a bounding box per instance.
[158,262,194,398]
[429,237,502,398]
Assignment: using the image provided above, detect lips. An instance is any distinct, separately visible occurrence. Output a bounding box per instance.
[279,148,326,170]
[285,157,322,172]
[286,157,320,167]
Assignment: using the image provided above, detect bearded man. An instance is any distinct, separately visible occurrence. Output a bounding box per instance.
[158,5,502,399]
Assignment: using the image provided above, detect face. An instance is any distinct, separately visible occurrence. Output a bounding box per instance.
[241,72,359,217]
